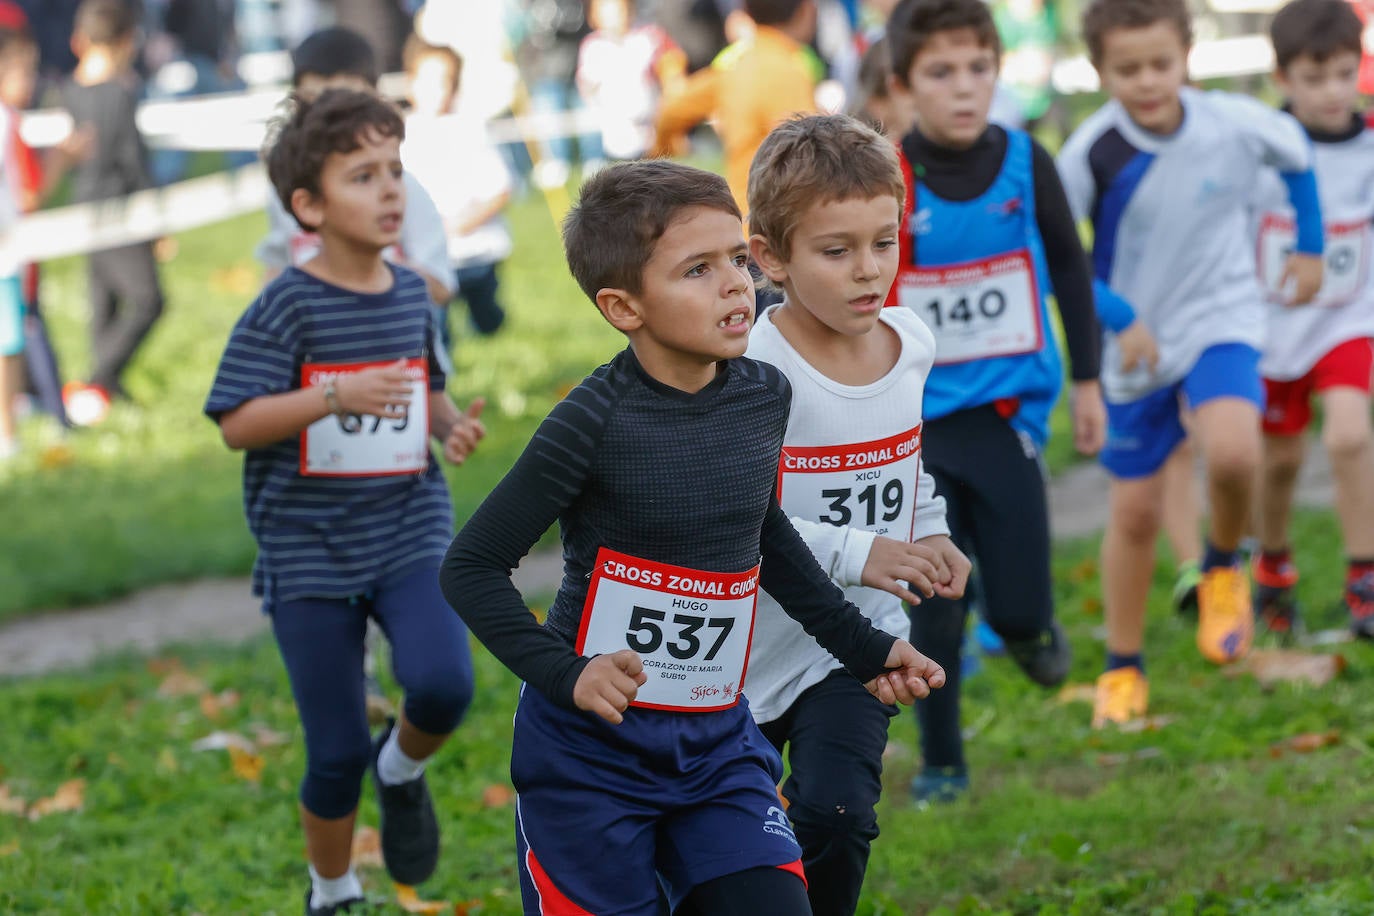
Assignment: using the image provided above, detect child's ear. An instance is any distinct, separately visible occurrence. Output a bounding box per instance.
[594,287,644,333]
[749,235,788,285]
[1272,68,1291,98]
[289,188,324,232]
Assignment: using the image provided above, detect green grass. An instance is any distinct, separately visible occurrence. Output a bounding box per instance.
[0,191,620,621]
[3,509,1371,914]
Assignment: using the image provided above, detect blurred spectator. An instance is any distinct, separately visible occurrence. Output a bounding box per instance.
[514,0,597,189]
[0,18,90,431]
[576,0,686,162]
[651,0,728,72]
[14,0,82,94]
[653,0,820,213]
[401,35,510,342]
[148,0,254,184]
[0,39,18,457]
[60,0,166,425]
[333,0,412,75]
[850,34,913,136]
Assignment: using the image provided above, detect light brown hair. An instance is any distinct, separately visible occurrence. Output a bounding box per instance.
[748,114,905,261]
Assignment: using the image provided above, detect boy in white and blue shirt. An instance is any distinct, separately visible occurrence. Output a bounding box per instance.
[1058,0,1324,727]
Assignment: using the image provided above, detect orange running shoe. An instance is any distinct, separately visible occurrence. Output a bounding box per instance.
[1092,667,1149,729]
[1197,565,1253,664]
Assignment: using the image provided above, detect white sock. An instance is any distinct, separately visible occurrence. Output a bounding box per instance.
[308,864,362,908]
[376,728,426,785]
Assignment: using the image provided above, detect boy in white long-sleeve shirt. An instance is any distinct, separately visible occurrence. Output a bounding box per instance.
[744,114,970,916]
[1056,0,1324,727]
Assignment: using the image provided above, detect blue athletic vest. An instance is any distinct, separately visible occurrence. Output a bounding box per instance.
[891,129,1062,447]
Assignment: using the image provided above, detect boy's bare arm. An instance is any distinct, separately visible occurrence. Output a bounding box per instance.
[219,359,412,450]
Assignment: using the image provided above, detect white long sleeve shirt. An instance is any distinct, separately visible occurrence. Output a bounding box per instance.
[744,304,949,723]
[1057,88,1314,402]
[1253,117,1374,381]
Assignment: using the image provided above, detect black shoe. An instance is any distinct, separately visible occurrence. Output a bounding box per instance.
[1003,620,1071,687]
[468,299,506,336]
[304,887,366,915]
[371,719,440,886]
[1255,583,1302,641]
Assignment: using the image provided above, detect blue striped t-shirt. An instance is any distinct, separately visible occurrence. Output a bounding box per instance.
[205,265,453,604]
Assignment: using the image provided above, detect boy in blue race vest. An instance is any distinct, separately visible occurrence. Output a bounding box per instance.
[882,0,1106,802]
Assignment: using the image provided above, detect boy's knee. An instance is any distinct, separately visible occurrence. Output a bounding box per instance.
[1206,443,1259,488]
[1322,424,1372,464]
[302,741,372,818]
[1114,498,1162,542]
[404,667,474,734]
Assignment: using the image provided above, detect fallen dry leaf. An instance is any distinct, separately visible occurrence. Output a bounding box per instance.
[251,724,290,747]
[481,784,514,809]
[453,901,482,916]
[395,884,449,914]
[38,443,74,470]
[156,747,179,774]
[228,746,264,782]
[1056,683,1098,705]
[1116,715,1175,734]
[351,827,383,869]
[26,779,85,820]
[1235,649,1346,689]
[0,785,25,816]
[1269,730,1341,758]
[1096,747,1164,767]
[158,669,207,698]
[191,731,256,753]
[198,690,240,721]
[0,840,17,856]
[146,657,184,675]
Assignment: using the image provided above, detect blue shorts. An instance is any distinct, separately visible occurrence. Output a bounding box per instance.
[511,685,804,915]
[1101,343,1264,479]
[0,275,24,357]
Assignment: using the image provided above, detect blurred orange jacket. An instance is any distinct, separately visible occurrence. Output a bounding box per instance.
[653,26,819,214]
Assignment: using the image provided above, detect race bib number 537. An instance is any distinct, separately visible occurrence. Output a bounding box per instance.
[576,548,759,712]
[300,358,429,477]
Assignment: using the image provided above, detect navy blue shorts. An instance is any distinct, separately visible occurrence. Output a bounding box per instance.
[511,685,805,915]
[1101,343,1264,479]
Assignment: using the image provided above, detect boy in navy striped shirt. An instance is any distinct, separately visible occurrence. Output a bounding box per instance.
[205,89,486,915]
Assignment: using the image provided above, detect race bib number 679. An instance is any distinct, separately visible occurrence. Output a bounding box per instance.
[300,358,429,477]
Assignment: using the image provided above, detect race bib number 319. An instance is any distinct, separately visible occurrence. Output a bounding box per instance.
[300,358,429,477]
[898,250,1042,365]
[777,425,921,539]
[576,548,759,712]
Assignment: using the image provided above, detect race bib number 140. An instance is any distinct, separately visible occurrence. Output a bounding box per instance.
[898,250,1042,364]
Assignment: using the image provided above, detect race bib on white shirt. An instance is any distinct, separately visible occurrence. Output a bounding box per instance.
[1258,214,1371,308]
[898,251,1042,364]
[300,358,429,477]
[576,548,759,712]
[776,426,922,540]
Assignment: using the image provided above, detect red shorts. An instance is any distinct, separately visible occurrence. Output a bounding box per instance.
[1262,337,1374,435]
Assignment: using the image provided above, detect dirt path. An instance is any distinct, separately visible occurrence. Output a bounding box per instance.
[0,445,1334,679]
